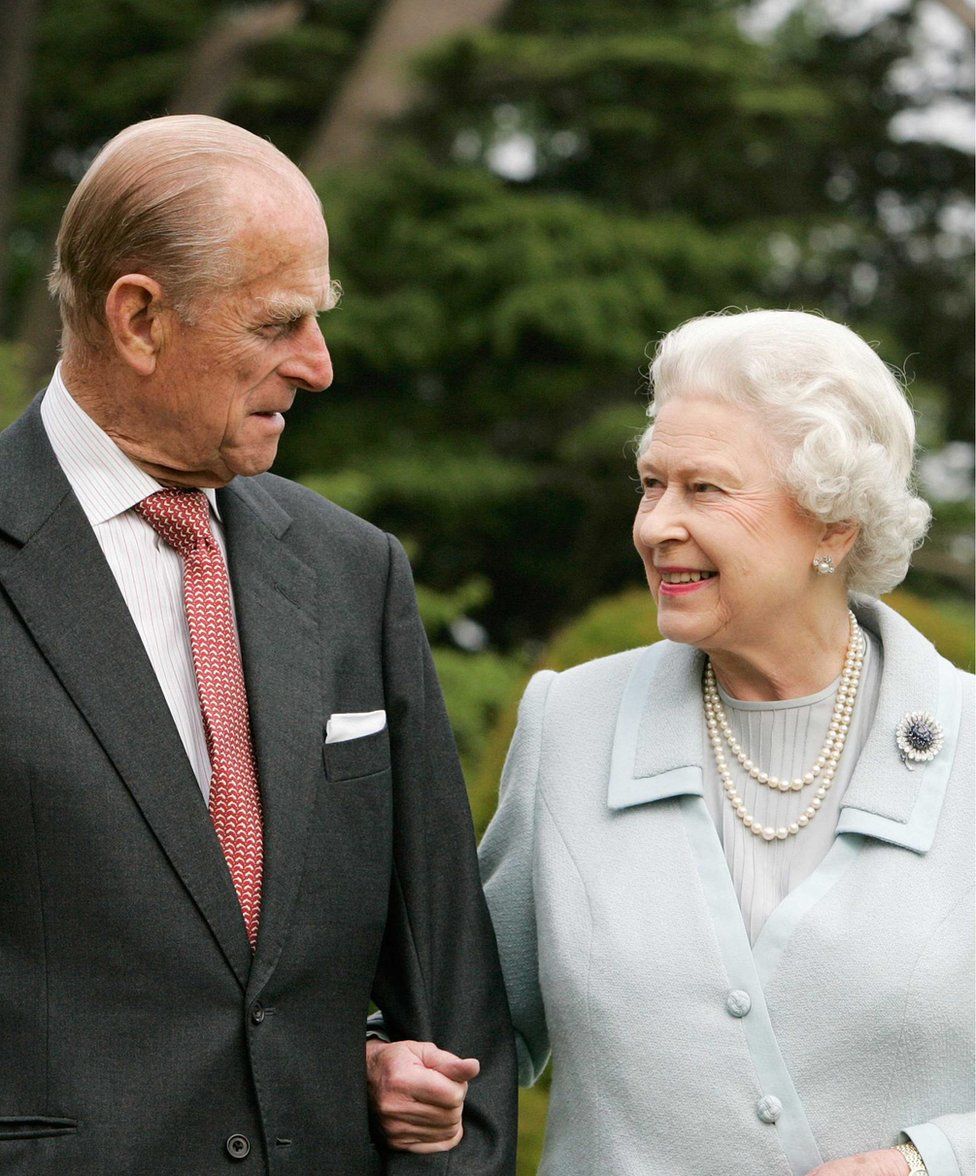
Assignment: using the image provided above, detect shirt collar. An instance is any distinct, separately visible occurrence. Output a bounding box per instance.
[40,364,220,527]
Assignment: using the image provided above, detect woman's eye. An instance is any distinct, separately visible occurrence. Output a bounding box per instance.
[693,482,720,493]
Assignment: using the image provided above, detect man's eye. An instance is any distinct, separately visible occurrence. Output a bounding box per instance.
[261,319,300,337]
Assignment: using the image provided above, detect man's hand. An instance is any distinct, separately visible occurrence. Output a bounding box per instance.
[366,1039,479,1153]
[805,1149,910,1176]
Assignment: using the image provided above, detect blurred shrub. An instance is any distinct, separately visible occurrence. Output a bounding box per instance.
[433,647,526,800]
[516,1085,549,1176]
[883,589,974,673]
[0,343,30,430]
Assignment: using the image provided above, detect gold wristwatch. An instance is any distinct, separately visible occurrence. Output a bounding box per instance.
[894,1141,928,1174]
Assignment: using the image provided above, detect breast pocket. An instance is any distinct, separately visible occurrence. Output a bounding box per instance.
[322,725,391,782]
[0,1117,78,1141]
[307,726,393,933]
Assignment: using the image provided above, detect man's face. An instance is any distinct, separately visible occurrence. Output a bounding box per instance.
[129,185,335,487]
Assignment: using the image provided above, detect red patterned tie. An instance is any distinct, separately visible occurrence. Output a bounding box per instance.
[134,489,263,948]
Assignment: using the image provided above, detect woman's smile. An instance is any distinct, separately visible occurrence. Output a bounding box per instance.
[657,567,718,595]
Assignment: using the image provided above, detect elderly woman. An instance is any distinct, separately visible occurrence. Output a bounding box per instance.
[367,310,974,1176]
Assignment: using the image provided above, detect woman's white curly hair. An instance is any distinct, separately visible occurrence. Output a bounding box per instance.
[639,309,932,598]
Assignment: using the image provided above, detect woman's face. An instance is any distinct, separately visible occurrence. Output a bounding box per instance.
[633,396,825,658]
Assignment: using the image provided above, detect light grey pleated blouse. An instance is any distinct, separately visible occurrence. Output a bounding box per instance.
[702,630,883,944]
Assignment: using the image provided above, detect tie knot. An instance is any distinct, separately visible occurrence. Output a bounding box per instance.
[134,489,214,558]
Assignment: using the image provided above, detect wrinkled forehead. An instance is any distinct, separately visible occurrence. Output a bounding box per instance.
[636,395,776,473]
[227,192,332,297]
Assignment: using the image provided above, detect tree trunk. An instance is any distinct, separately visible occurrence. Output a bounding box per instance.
[301,0,512,176]
[170,0,305,115]
[0,0,43,324]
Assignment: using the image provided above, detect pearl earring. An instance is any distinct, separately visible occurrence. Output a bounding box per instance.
[813,554,835,575]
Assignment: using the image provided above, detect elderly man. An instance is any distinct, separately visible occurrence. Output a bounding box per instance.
[0,116,516,1174]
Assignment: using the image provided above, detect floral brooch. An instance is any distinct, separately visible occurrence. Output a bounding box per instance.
[896,711,944,769]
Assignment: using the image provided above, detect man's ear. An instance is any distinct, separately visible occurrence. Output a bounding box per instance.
[104,274,169,375]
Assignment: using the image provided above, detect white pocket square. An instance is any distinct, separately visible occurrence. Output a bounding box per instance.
[325,709,387,744]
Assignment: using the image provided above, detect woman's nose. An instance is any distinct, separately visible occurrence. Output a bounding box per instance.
[636,491,689,548]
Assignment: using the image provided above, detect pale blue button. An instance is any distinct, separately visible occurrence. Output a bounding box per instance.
[726,989,751,1017]
[757,1095,782,1124]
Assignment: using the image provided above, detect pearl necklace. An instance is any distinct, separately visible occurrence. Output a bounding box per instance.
[703,610,864,842]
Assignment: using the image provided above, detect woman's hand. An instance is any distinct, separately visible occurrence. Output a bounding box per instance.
[365,1038,479,1152]
[805,1149,909,1175]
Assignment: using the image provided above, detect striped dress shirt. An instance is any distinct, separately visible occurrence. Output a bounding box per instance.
[40,365,238,802]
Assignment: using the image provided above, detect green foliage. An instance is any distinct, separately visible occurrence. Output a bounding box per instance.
[542,586,659,668]
[273,0,972,655]
[6,0,972,656]
[432,646,526,804]
[416,579,492,637]
[516,1085,550,1176]
[281,149,772,644]
[884,588,975,673]
[6,0,385,334]
[0,343,31,430]
[302,444,536,521]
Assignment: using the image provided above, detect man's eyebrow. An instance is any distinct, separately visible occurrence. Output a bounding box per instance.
[255,283,340,320]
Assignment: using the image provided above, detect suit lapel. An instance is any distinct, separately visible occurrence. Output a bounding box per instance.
[0,403,253,987]
[607,638,706,810]
[217,478,323,995]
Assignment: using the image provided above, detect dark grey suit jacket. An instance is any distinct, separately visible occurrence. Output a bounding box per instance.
[0,400,517,1174]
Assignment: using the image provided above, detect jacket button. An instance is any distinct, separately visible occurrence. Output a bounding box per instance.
[251,1004,265,1024]
[757,1095,782,1124]
[726,989,752,1018]
[226,1134,250,1160]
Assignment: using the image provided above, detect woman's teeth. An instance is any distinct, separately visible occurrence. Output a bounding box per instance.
[660,571,715,584]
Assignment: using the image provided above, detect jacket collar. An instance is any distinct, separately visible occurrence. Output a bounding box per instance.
[0,393,72,543]
[0,400,328,988]
[607,598,962,854]
[0,399,256,986]
[834,597,962,852]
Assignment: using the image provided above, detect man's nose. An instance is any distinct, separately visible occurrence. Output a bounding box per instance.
[286,317,334,392]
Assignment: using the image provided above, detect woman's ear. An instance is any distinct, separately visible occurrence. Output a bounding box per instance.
[818,519,859,569]
[104,274,168,375]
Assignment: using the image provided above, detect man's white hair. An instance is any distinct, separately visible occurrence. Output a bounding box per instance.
[49,114,322,348]
[639,309,932,598]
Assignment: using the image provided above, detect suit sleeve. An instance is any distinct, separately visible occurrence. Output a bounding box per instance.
[903,1114,975,1176]
[371,534,518,1175]
[479,669,556,1087]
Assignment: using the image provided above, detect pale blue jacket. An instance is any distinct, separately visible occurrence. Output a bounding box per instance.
[481,598,974,1175]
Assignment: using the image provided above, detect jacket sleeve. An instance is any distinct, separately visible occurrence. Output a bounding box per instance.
[904,1114,975,1176]
[370,534,518,1175]
[479,668,556,1087]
